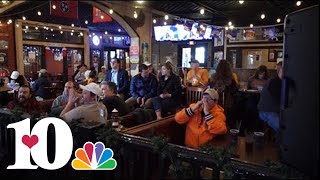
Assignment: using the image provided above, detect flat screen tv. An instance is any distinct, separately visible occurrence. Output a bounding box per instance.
[154,23,214,41]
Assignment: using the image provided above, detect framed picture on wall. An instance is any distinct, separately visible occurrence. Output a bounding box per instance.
[213,29,224,47]
[213,51,223,69]
[268,49,276,62]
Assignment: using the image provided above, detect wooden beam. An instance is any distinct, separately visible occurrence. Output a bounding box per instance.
[23,40,85,48]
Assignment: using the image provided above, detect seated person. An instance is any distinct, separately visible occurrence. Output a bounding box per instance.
[175,88,227,149]
[126,64,158,110]
[152,62,182,120]
[185,59,208,87]
[101,81,129,119]
[257,61,283,134]
[7,85,43,113]
[248,65,269,90]
[97,66,106,83]
[60,82,108,123]
[8,70,28,91]
[32,69,51,99]
[74,64,88,84]
[51,81,76,116]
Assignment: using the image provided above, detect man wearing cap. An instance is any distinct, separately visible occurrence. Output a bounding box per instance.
[143,61,157,76]
[185,59,209,87]
[32,69,51,99]
[60,82,108,123]
[97,66,106,83]
[8,70,28,88]
[257,60,283,134]
[175,88,227,149]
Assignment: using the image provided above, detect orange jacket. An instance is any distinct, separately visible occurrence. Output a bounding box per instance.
[175,103,227,149]
[186,68,209,86]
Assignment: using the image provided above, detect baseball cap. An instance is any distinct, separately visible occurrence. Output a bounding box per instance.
[101,66,106,69]
[38,69,47,73]
[276,58,283,65]
[203,88,219,101]
[143,61,151,66]
[79,83,102,96]
[189,59,199,64]
[10,71,19,80]
[84,70,91,79]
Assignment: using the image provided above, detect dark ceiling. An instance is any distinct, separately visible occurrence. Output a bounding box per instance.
[140,1,319,27]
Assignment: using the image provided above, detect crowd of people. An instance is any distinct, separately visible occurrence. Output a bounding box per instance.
[0,57,283,148]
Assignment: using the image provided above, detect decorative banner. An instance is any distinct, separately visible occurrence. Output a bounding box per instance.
[130,46,139,56]
[50,0,78,19]
[92,7,112,23]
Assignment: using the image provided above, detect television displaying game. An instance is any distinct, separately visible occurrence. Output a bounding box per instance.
[154,23,214,41]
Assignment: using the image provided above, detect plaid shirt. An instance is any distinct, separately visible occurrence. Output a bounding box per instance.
[7,98,43,114]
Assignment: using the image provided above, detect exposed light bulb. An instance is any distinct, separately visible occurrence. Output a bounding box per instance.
[59,26,61,29]
[229,25,234,29]
[100,15,104,19]
[70,32,73,36]
[228,21,232,26]
[105,31,108,34]
[37,11,41,16]
[52,5,56,9]
[225,26,229,30]
[16,24,19,27]
[296,1,301,6]
[277,18,281,23]
[118,29,121,32]
[25,26,28,29]
[137,1,144,4]
[133,11,138,18]
[35,27,38,30]
[250,24,253,28]
[71,24,74,27]
[164,15,169,20]
[239,0,244,4]
[109,9,113,14]
[164,21,167,25]
[22,16,26,20]
[153,19,156,24]
[60,31,63,34]
[85,20,88,24]
[261,14,265,19]
[200,9,204,15]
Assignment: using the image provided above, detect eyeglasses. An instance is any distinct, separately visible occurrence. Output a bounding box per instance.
[202,95,215,101]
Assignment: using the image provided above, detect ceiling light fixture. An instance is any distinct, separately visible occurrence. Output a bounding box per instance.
[137,1,144,3]
[296,1,301,6]
[239,0,244,4]
[200,9,204,15]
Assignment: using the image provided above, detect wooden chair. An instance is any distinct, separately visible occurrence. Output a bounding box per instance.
[186,86,206,106]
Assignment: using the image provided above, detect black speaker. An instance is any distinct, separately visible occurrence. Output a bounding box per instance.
[280,5,319,178]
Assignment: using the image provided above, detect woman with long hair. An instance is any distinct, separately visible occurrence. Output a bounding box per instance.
[248,65,269,90]
[152,62,182,120]
[210,60,238,128]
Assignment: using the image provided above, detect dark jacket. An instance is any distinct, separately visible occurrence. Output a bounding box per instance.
[157,74,182,104]
[32,76,51,99]
[105,69,129,95]
[103,95,130,119]
[258,77,282,113]
[130,73,158,99]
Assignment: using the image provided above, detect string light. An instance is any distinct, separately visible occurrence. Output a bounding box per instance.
[60,31,63,34]
[153,19,156,24]
[261,14,265,19]
[52,5,56,9]
[250,24,253,28]
[37,11,41,16]
[164,21,167,25]
[133,11,138,18]
[109,9,113,14]
[35,27,38,30]
[118,29,121,32]
[277,18,281,23]
[105,31,108,34]
[59,26,61,29]
[100,15,104,19]
[71,24,74,27]
[22,16,26,20]
[16,24,19,27]
[85,20,88,24]
[228,21,232,26]
[164,15,169,20]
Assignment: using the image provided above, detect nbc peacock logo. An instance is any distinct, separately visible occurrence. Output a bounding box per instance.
[71,141,117,170]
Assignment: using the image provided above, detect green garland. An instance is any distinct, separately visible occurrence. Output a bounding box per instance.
[264,159,305,179]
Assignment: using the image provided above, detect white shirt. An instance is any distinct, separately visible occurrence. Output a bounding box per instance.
[111,69,118,86]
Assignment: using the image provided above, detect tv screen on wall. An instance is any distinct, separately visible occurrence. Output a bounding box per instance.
[154,23,214,41]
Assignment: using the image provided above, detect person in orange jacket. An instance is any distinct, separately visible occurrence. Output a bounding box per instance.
[175,88,227,149]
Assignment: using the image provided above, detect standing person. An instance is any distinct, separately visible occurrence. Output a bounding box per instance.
[257,60,283,134]
[101,81,130,119]
[175,88,227,148]
[152,62,182,120]
[185,59,209,87]
[210,60,238,128]
[32,69,51,99]
[126,64,158,110]
[51,81,76,116]
[105,58,129,100]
